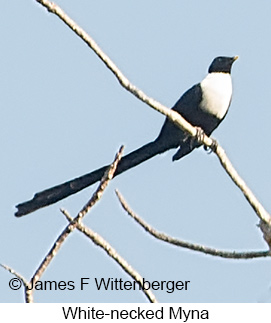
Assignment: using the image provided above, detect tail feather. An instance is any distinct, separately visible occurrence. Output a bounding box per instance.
[15,139,172,217]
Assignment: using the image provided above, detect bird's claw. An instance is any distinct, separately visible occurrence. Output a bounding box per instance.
[204,138,218,154]
[194,127,205,145]
[183,127,206,149]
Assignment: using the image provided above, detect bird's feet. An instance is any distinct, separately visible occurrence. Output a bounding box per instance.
[194,127,205,145]
[187,126,206,149]
[204,138,218,154]
[193,127,218,154]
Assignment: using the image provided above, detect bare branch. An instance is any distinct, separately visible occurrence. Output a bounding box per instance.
[0,264,28,286]
[61,209,158,303]
[78,146,124,217]
[216,146,271,225]
[0,264,31,302]
[26,147,123,302]
[116,190,270,259]
[26,219,78,302]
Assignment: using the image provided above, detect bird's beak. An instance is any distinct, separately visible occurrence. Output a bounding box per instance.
[233,55,239,61]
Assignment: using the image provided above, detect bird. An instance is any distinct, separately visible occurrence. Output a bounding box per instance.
[15,56,238,217]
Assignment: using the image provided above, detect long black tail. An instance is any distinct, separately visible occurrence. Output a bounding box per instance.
[15,139,174,217]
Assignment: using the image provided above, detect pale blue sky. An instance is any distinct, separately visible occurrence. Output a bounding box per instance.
[1,1,271,302]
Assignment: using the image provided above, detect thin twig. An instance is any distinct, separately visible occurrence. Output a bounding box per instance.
[0,263,30,298]
[116,190,270,259]
[0,264,32,302]
[78,146,124,217]
[26,147,123,302]
[216,146,271,224]
[61,209,158,303]
[35,0,271,232]
[0,264,28,286]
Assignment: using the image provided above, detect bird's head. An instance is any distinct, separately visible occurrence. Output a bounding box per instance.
[208,56,238,74]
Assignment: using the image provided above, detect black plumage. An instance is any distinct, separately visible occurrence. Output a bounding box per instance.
[15,56,238,216]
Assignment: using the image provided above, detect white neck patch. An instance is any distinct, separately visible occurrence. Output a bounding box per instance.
[200,72,233,120]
